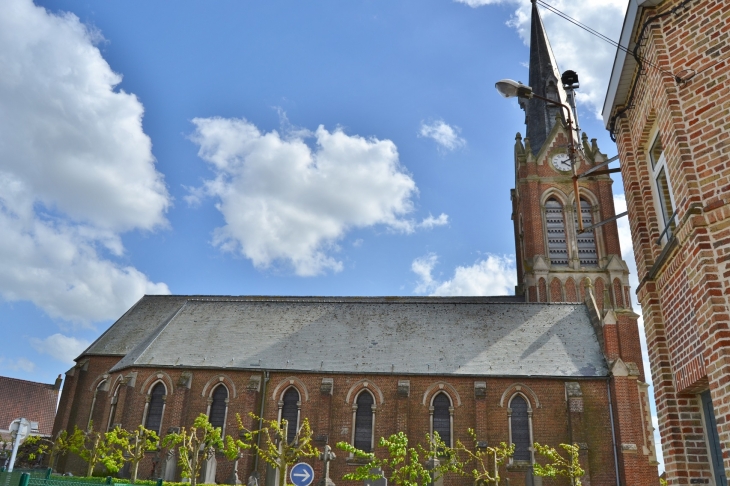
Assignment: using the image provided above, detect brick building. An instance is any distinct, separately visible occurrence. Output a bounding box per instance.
[0,375,62,441]
[52,3,661,486]
[602,0,730,485]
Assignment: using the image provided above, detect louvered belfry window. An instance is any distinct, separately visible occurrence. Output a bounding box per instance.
[545,198,569,266]
[510,395,531,462]
[575,199,598,266]
[354,391,374,452]
[209,385,228,430]
[145,382,166,434]
[432,393,451,447]
[281,388,300,444]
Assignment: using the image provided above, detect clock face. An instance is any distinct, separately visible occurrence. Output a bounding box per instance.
[551,153,572,172]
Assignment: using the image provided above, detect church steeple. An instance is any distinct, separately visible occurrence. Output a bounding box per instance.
[522,0,570,156]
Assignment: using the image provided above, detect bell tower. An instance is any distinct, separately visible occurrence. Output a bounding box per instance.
[511,0,630,309]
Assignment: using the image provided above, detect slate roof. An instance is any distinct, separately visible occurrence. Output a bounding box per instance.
[0,375,61,437]
[83,296,608,378]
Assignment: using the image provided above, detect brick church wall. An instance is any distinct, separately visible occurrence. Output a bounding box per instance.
[55,360,633,486]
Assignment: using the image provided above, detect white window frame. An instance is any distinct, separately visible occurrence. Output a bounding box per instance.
[142,380,167,435]
[429,392,454,448]
[350,390,376,454]
[107,383,122,432]
[507,393,535,465]
[206,383,230,437]
[648,133,676,245]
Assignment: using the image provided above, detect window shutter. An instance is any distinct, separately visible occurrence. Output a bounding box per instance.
[545,199,569,266]
[575,199,598,266]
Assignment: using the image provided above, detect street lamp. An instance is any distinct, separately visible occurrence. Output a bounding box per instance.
[495,79,583,232]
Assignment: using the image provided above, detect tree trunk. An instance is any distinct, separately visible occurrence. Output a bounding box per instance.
[132,460,139,484]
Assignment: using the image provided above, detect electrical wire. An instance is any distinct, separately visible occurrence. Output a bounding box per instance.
[607,0,695,141]
[536,0,677,79]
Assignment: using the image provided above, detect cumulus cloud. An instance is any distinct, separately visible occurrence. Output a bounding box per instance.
[0,0,171,324]
[419,120,466,151]
[31,333,91,365]
[455,0,628,117]
[0,357,36,373]
[190,117,446,276]
[412,253,517,296]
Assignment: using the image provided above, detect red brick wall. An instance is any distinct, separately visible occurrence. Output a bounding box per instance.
[610,1,730,483]
[56,360,653,486]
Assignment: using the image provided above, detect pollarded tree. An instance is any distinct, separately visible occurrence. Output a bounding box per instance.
[107,425,160,483]
[68,424,124,477]
[224,413,319,486]
[336,431,460,486]
[162,414,223,486]
[532,442,585,486]
[451,429,514,486]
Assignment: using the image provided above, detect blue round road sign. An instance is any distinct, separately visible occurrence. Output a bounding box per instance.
[290,462,314,486]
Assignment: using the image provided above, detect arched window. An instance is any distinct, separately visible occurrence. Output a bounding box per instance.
[107,384,121,432]
[144,382,166,434]
[431,393,452,447]
[545,198,569,266]
[208,385,228,431]
[354,391,375,452]
[509,395,531,462]
[281,387,300,444]
[87,379,107,430]
[575,199,598,266]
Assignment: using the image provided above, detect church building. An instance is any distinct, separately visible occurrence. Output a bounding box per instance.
[53,3,660,486]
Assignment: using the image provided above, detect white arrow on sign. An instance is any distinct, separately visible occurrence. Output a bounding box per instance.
[292,470,311,481]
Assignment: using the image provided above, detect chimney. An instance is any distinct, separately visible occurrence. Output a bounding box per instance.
[53,374,63,390]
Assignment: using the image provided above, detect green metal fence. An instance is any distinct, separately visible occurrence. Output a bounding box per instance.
[0,469,52,486]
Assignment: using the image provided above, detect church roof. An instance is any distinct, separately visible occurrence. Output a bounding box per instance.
[85,296,608,378]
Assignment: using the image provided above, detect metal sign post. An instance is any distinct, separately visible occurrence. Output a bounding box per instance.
[8,418,31,472]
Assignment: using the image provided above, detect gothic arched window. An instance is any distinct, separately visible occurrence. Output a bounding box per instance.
[545,198,569,266]
[509,395,531,462]
[575,199,598,266]
[431,393,452,447]
[107,383,121,432]
[281,387,300,444]
[354,391,375,452]
[87,379,107,430]
[208,384,228,431]
[144,382,166,434]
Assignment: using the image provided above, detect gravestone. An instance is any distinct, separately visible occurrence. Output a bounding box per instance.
[163,450,177,482]
[363,467,386,486]
[201,450,217,484]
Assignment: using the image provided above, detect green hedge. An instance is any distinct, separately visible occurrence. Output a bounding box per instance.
[48,477,198,486]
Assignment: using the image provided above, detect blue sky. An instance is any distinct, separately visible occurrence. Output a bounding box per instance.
[1,0,659,468]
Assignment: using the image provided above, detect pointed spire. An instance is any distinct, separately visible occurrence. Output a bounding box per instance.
[524,0,570,156]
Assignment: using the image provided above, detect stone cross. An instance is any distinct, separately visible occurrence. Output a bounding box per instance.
[318,444,336,486]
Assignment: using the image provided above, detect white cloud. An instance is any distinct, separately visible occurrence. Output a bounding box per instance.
[0,357,36,373]
[0,0,171,323]
[418,213,449,230]
[412,253,517,296]
[455,0,629,117]
[191,117,446,276]
[419,120,466,151]
[31,333,91,366]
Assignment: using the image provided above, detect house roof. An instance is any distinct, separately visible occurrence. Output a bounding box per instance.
[0,375,61,437]
[84,295,608,378]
